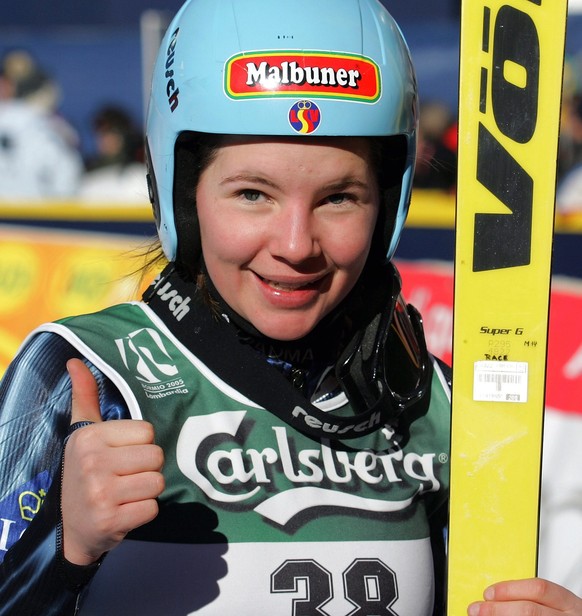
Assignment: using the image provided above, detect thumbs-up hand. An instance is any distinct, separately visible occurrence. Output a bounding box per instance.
[61,359,165,566]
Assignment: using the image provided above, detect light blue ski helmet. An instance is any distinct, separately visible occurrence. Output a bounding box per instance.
[146,0,418,266]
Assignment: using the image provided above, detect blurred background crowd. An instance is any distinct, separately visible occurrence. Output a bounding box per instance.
[0,48,146,202]
[0,0,581,209]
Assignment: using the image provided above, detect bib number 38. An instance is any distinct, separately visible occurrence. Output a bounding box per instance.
[271,558,398,616]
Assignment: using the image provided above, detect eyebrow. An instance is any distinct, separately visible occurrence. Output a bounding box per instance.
[322,178,370,192]
[220,174,370,192]
[220,174,280,189]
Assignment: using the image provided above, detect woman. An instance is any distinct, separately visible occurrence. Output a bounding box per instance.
[0,0,580,614]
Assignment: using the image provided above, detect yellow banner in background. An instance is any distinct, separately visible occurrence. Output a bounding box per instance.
[0,226,153,373]
[0,196,580,379]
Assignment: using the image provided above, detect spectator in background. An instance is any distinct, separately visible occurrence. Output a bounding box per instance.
[79,105,148,203]
[556,57,582,214]
[413,100,457,193]
[0,49,83,200]
[558,57,582,178]
[556,95,582,214]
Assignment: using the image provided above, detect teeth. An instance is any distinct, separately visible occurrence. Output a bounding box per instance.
[261,276,313,291]
[266,279,305,291]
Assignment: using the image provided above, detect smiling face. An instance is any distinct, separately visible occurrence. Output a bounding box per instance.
[195,136,379,341]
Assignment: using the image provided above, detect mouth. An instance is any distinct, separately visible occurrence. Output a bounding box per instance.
[258,274,324,292]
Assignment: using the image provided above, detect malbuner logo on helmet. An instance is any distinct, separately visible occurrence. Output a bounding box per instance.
[225,51,381,102]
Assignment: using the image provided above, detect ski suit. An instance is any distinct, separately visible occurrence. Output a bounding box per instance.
[0,267,451,615]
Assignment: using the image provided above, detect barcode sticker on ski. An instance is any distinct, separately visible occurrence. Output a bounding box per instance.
[473,361,528,402]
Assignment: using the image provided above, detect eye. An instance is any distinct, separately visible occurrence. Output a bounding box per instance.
[240,189,262,202]
[325,193,351,206]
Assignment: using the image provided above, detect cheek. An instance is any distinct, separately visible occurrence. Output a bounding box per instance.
[328,215,378,270]
[198,209,260,268]
[196,186,235,265]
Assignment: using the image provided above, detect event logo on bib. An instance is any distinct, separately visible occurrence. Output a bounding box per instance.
[115,328,189,399]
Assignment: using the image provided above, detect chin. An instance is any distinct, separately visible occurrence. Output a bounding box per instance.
[252,316,321,341]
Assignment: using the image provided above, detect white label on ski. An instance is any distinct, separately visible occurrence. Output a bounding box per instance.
[473,361,528,403]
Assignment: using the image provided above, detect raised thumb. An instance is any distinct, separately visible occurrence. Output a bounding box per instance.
[67,358,103,425]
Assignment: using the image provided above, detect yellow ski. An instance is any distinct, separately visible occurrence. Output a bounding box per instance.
[447,0,567,613]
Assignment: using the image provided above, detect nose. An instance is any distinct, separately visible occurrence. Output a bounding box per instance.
[269,203,322,264]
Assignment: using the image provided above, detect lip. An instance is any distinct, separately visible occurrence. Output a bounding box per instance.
[253,271,329,307]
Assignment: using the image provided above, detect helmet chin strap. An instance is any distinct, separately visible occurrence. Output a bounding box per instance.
[144,261,431,440]
[336,262,433,426]
[199,260,353,397]
[206,256,433,427]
